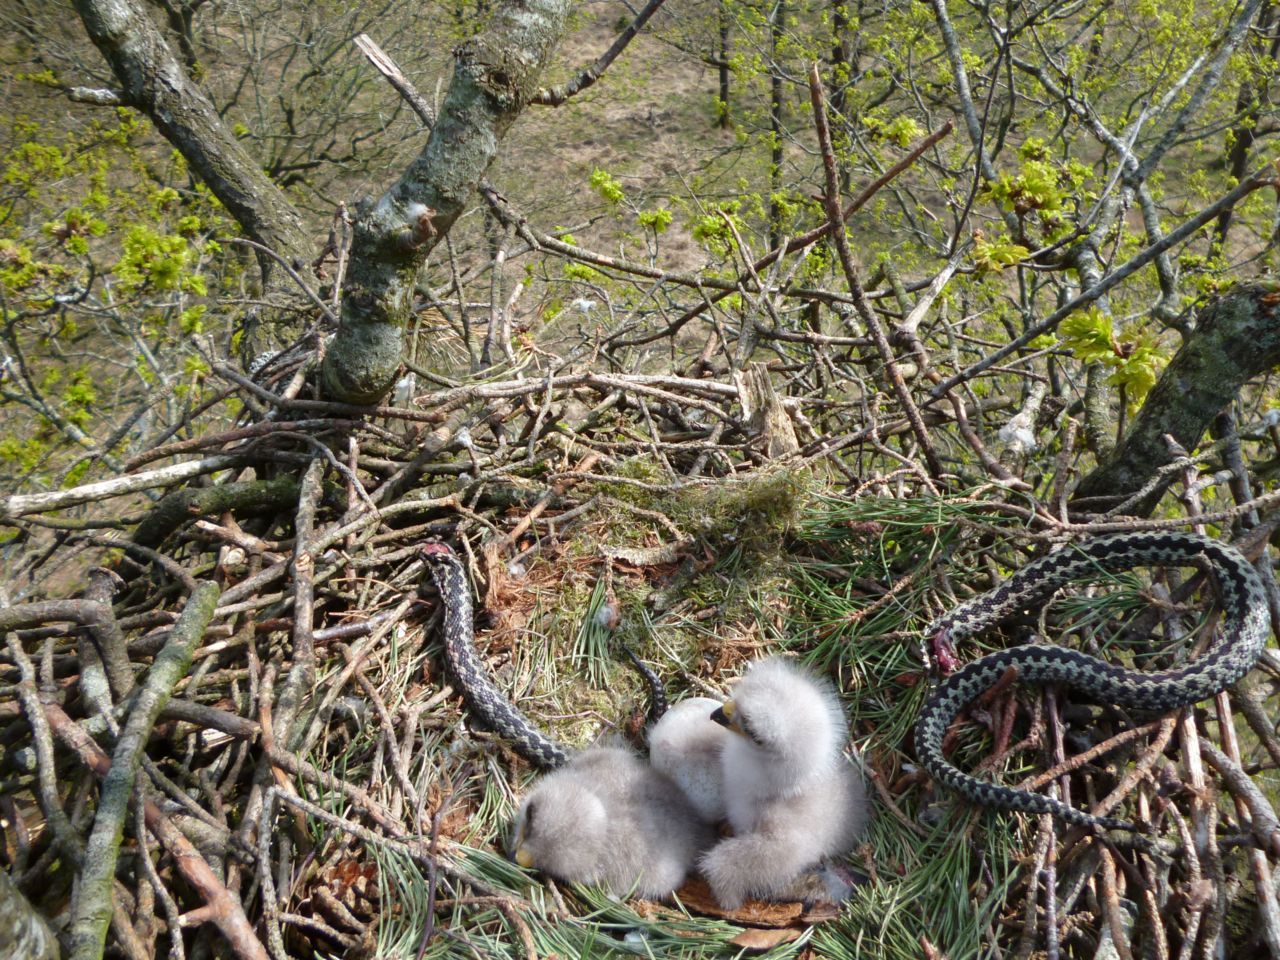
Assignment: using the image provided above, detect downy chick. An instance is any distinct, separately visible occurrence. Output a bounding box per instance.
[511,745,715,898]
[701,657,869,909]
[648,696,732,822]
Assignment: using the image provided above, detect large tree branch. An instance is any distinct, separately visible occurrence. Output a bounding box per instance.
[72,0,311,268]
[320,0,573,403]
[67,580,221,960]
[1073,283,1280,514]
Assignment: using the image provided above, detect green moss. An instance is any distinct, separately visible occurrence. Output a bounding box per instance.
[671,468,808,546]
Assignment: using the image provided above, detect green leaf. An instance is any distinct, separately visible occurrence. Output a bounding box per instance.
[588,168,625,205]
[1059,308,1116,364]
[972,235,1030,274]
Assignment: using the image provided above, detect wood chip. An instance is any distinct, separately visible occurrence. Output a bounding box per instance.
[670,876,804,926]
[728,928,803,951]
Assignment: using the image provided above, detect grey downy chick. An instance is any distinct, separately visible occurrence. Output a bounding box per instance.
[511,745,715,899]
[701,656,870,909]
[648,696,732,823]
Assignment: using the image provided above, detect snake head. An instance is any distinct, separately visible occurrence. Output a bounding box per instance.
[421,541,454,560]
[928,628,960,676]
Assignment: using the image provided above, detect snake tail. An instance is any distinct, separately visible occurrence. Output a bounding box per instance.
[619,643,669,724]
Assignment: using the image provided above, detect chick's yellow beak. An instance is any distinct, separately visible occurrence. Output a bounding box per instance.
[515,846,535,869]
[710,699,745,735]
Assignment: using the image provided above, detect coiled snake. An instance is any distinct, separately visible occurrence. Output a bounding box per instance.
[422,542,665,769]
[915,531,1270,830]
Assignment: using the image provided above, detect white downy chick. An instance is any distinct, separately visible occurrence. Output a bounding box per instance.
[648,696,732,822]
[701,657,870,909]
[511,745,715,899]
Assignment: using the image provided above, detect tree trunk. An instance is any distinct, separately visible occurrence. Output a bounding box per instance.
[75,0,572,399]
[1214,3,1278,248]
[1072,284,1280,514]
[718,0,730,128]
[72,0,312,272]
[768,0,784,250]
[830,0,851,120]
[319,0,573,403]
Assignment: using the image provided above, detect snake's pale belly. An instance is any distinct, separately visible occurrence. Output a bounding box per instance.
[914,531,1271,830]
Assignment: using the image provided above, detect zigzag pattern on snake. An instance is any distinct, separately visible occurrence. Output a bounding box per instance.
[422,542,666,769]
[915,531,1270,830]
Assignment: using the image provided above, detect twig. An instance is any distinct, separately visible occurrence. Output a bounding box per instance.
[1042,845,1060,960]
[354,33,435,126]
[134,797,186,960]
[418,767,472,960]
[1017,720,1166,794]
[1231,682,1280,771]
[272,459,323,751]
[1200,736,1280,856]
[223,237,338,325]
[257,787,290,960]
[48,700,265,960]
[808,64,943,479]
[1169,807,1207,960]
[1086,716,1178,826]
[5,635,84,867]
[266,788,509,898]
[532,0,669,105]
[493,120,955,350]
[1212,689,1280,957]
[0,454,244,519]
[342,644,421,813]
[1016,815,1055,960]
[929,164,1279,399]
[1098,848,1135,960]
[499,452,600,549]
[126,419,363,471]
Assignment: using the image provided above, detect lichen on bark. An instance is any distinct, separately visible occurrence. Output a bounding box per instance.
[321,0,574,404]
[1072,283,1280,514]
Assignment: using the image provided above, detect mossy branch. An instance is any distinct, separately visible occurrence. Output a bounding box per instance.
[132,476,301,548]
[66,580,221,960]
[1073,283,1280,513]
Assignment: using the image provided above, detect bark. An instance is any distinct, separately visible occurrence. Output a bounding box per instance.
[72,0,311,271]
[1072,283,1280,514]
[320,0,574,403]
[67,581,221,960]
[718,0,730,127]
[76,0,575,399]
[531,0,669,105]
[44,703,268,960]
[0,453,244,520]
[0,871,59,960]
[829,0,851,120]
[1214,4,1280,247]
[767,0,785,251]
[132,476,301,548]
